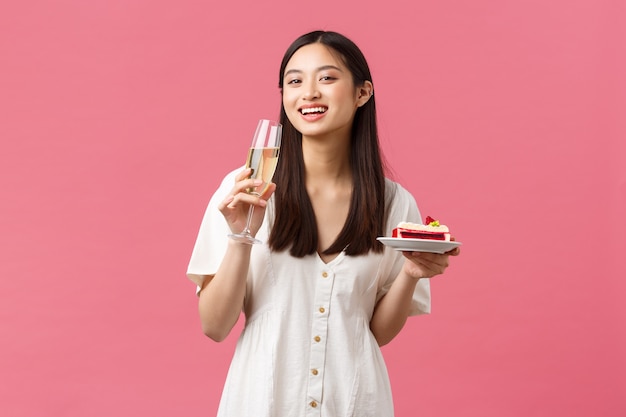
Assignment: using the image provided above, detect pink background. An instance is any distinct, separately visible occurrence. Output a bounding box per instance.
[1,1,625,416]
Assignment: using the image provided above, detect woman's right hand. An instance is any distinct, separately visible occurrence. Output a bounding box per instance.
[218,168,276,236]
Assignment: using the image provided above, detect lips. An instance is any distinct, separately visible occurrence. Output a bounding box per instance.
[299,106,327,115]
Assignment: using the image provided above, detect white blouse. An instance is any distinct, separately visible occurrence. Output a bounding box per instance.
[187,168,430,417]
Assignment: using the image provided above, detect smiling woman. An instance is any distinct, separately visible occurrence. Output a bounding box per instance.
[273,35,376,258]
[186,30,460,417]
[2,1,623,416]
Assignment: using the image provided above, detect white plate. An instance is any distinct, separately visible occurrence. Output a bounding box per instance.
[377,237,462,254]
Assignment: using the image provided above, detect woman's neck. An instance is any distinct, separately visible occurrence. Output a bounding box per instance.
[301,134,351,183]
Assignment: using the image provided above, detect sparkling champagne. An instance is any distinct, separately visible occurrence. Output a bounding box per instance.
[246,147,279,195]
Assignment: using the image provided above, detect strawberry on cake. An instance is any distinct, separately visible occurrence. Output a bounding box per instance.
[392,216,451,241]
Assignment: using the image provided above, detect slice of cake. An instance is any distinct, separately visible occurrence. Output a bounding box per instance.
[392,216,451,241]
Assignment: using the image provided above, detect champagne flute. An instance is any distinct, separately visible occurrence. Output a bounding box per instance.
[228,119,282,244]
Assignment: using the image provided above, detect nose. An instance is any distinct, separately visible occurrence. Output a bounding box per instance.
[302,81,320,100]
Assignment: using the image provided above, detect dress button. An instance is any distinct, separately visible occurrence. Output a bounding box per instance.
[319,307,325,313]
[314,335,321,342]
[311,369,318,375]
[310,401,318,408]
[322,271,328,278]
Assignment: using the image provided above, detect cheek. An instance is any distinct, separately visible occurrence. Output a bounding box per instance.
[281,96,299,124]
[282,89,297,105]
[282,100,296,117]
[282,92,300,112]
[335,88,359,106]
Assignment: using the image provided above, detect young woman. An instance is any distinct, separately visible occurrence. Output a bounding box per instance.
[187,30,460,417]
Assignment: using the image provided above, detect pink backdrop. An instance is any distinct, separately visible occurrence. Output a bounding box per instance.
[1,1,625,416]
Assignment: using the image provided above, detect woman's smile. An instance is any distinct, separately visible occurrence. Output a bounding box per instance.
[299,104,328,121]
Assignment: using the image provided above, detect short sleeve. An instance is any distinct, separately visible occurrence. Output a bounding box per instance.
[376,180,431,316]
[186,167,242,290]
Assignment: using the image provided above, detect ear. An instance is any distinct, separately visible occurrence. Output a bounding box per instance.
[356,81,374,107]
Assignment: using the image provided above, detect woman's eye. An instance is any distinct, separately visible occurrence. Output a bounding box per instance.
[287,79,301,85]
[320,76,336,81]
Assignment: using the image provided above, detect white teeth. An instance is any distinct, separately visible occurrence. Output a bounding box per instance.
[301,107,327,115]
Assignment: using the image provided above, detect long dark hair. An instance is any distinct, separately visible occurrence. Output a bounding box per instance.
[269,31,388,257]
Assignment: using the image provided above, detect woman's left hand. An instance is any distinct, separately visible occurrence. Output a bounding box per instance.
[402,243,460,280]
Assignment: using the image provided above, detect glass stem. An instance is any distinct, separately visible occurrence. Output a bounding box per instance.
[242,205,255,235]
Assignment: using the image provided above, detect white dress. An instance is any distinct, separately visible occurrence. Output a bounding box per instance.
[187,168,431,417]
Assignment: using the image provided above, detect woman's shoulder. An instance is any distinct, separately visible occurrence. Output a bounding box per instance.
[384,178,416,204]
[384,177,421,225]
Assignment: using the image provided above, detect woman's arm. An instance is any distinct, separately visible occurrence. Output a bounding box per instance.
[370,248,459,346]
[198,241,252,342]
[370,268,420,346]
[196,169,275,342]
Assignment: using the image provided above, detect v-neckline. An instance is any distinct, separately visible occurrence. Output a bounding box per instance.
[316,251,345,266]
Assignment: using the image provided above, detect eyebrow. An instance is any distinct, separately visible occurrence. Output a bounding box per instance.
[284,65,344,77]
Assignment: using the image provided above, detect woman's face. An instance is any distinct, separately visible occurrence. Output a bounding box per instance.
[282,43,372,141]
